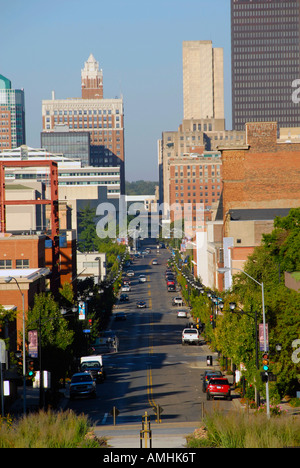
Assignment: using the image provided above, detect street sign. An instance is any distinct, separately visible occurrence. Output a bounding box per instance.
[259,323,269,351]
[79,301,86,320]
[28,330,38,358]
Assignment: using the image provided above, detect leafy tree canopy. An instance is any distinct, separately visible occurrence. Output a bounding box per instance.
[125,180,158,195]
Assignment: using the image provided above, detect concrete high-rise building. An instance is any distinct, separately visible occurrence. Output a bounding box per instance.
[159,41,244,217]
[0,74,26,151]
[231,0,300,131]
[182,41,225,123]
[42,54,125,193]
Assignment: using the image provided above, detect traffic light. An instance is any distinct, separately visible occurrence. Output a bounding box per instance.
[27,359,36,380]
[88,318,93,329]
[262,353,269,372]
[15,351,23,375]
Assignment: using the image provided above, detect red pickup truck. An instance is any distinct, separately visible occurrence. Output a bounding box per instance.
[206,377,231,401]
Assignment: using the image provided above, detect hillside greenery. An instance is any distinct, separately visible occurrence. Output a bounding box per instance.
[125,180,158,195]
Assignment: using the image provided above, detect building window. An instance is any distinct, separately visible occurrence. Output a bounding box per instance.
[0,259,12,269]
[16,259,29,269]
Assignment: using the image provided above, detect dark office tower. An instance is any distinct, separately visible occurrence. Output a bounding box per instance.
[231,0,300,131]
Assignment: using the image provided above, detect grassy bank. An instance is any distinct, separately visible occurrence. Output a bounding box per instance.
[186,411,300,448]
[0,410,107,448]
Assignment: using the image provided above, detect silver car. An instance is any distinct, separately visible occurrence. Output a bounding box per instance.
[70,372,96,400]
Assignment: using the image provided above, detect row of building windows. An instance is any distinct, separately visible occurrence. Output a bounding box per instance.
[173,179,221,184]
[46,109,120,116]
[0,259,29,269]
[233,3,299,10]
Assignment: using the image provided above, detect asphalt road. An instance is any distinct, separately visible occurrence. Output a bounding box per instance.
[66,241,236,429]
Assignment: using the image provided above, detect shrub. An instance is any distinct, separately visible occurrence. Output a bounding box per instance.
[0,410,107,448]
[186,410,300,448]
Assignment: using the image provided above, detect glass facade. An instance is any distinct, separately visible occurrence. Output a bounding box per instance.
[41,131,90,166]
[0,76,25,150]
[231,0,300,130]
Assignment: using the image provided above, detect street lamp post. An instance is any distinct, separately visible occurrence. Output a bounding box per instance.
[4,276,26,414]
[226,302,260,407]
[217,266,270,418]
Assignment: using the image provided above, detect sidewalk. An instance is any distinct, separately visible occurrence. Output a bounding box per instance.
[8,386,68,416]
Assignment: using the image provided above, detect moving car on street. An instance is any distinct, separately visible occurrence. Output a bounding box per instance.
[115,311,127,321]
[80,355,105,383]
[120,293,129,302]
[69,373,96,400]
[137,300,147,308]
[182,328,201,345]
[177,310,188,318]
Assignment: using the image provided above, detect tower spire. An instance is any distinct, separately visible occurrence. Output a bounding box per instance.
[81,54,103,99]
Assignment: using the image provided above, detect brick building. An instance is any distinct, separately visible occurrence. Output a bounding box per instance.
[0,231,76,347]
[168,152,222,235]
[220,122,300,222]
[0,265,49,349]
[42,54,125,193]
[215,121,300,290]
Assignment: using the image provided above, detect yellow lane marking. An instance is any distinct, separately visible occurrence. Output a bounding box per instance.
[147,366,156,409]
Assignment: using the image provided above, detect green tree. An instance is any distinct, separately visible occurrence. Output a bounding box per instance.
[125,180,158,195]
[77,204,97,252]
[226,209,300,397]
[28,293,74,386]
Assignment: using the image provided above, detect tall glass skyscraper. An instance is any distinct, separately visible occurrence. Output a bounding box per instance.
[0,74,26,150]
[231,0,300,131]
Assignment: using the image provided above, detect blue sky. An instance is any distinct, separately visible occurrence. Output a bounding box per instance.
[1,0,231,181]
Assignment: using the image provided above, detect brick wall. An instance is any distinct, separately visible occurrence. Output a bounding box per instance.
[222,122,300,216]
[0,236,45,269]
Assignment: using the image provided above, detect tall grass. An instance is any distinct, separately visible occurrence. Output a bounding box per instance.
[186,411,300,448]
[0,410,106,448]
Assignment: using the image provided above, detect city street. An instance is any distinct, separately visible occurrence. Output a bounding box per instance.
[66,242,238,431]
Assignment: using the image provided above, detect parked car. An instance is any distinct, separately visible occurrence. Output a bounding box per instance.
[166,278,175,286]
[165,270,173,277]
[206,377,231,401]
[172,296,184,306]
[121,284,131,292]
[139,274,147,283]
[165,273,175,280]
[168,284,176,292]
[182,328,201,345]
[177,310,188,318]
[202,370,223,392]
[137,300,147,308]
[69,373,96,400]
